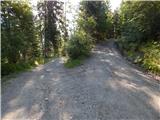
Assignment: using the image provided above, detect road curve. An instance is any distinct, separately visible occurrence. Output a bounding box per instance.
[2,41,160,120]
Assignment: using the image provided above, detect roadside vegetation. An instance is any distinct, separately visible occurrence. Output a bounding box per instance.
[1,1,66,77]
[64,31,93,68]
[118,40,160,75]
[116,1,160,75]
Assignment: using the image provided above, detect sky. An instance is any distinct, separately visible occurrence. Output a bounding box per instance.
[110,0,122,12]
[31,0,122,15]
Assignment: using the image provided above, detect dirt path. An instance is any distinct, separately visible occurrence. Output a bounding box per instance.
[2,41,160,120]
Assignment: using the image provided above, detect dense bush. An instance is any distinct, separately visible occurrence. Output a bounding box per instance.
[120,1,160,43]
[141,41,160,74]
[117,1,160,74]
[66,31,93,59]
[117,40,160,74]
[1,63,31,76]
[1,57,53,77]
[78,1,111,42]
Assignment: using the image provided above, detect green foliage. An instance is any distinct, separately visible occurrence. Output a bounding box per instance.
[66,31,93,59]
[1,1,42,76]
[78,0,111,41]
[64,58,84,68]
[1,57,54,77]
[77,16,96,35]
[2,1,40,63]
[141,41,160,74]
[1,63,31,76]
[120,1,160,43]
[118,1,160,74]
[1,1,66,77]
[118,40,160,74]
[112,10,121,38]
[37,1,66,57]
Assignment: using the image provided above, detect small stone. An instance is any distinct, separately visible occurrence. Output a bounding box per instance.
[45,98,49,101]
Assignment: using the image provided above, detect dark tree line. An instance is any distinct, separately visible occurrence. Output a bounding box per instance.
[1,1,39,64]
[77,1,112,42]
[37,1,67,57]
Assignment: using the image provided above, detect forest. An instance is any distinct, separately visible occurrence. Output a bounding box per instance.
[1,0,160,77]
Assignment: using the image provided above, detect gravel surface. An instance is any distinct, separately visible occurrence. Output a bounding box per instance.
[2,41,160,120]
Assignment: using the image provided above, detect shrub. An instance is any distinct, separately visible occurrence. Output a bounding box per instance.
[118,37,160,74]
[66,30,93,59]
[1,63,31,76]
[2,63,16,76]
[141,41,160,74]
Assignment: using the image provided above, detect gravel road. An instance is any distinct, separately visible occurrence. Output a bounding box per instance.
[2,41,160,120]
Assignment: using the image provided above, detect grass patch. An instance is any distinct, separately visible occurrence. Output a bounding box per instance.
[64,59,83,68]
[64,56,86,68]
[1,57,55,83]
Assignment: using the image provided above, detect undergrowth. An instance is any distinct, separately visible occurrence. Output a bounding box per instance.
[1,57,54,82]
[117,40,160,75]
